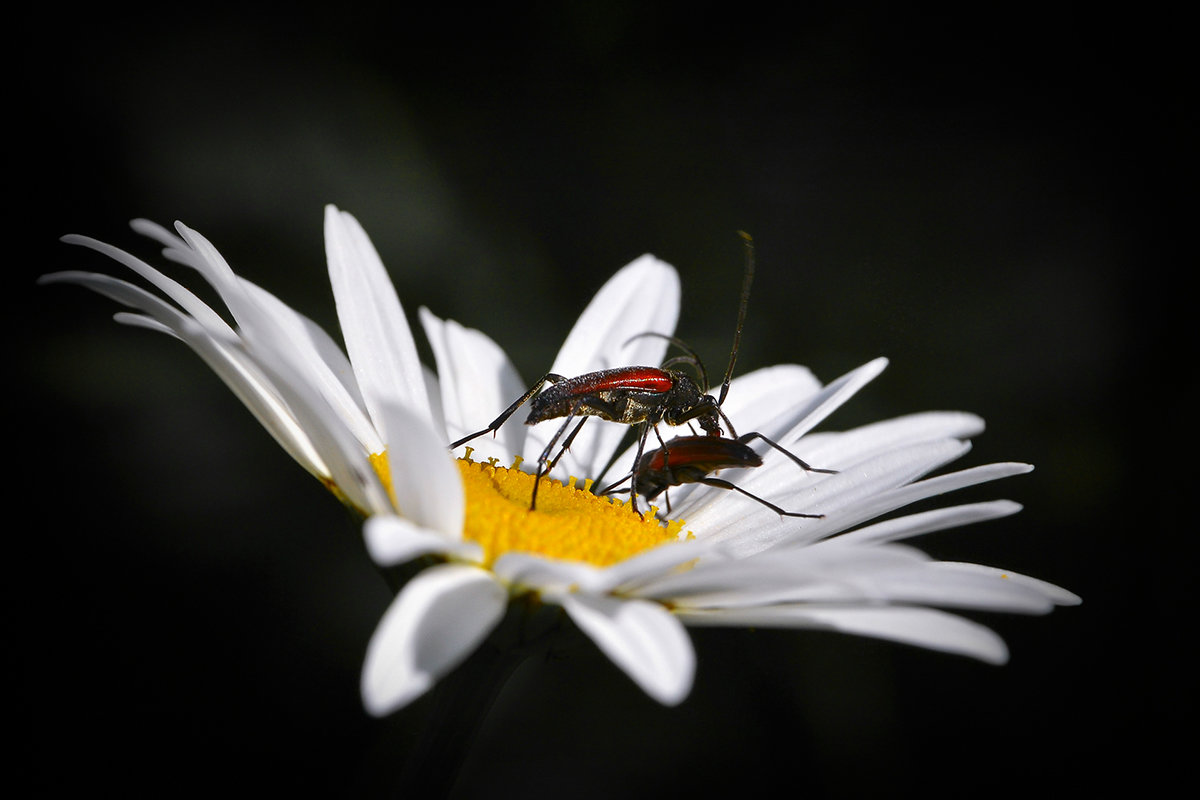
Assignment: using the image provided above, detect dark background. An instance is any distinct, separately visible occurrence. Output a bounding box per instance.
[17,4,1184,797]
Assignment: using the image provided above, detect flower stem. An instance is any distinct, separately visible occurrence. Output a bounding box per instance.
[396,595,562,797]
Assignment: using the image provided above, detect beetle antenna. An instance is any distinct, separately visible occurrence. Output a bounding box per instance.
[598,473,633,495]
[717,231,754,408]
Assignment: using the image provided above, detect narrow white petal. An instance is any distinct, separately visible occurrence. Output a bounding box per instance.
[241,279,384,454]
[82,222,392,512]
[59,234,238,339]
[158,225,387,503]
[492,538,715,599]
[935,562,1082,606]
[677,605,1010,664]
[361,564,508,716]
[324,206,434,429]
[419,306,527,462]
[42,271,332,480]
[375,401,465,538]
[635,540,930,607]
[800,411,986,470]
[812,462,1035,545]
[826,557,1058,613]
[169,222,280,342]
[111,312,176,337]
[832,500,1024,546]
[561,593,695,705]
[714,364,824,438]
[549,254,681,377]
[527,255,681,481]
[364,515,483,566]
[558,540,1067,631]
[491,552,605,595]
[686,437,976,553]
[777,356,889,442]
[596,538,719,594]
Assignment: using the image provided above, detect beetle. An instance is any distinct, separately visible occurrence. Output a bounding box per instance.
[600,432,837,518]
[450,233,757,514]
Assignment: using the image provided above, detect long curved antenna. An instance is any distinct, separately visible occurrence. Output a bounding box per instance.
[598,473,632,495]
[717,231,755,408]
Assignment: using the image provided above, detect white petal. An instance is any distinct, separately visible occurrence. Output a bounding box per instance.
[361,564,507,716]
[42,271,333,481]
[241,279,384,454]
[549,254,681,378]
[146,222,394,512]
[419,306,527,462]
[794,410,986,475]
[375,401,465,538]
[678,605,1009,664]
[636,542,930,607]
[714,364,823,437]
[364,514,483,566]
[635,537,1064,615]
[493,538,714,598]
[560,593,695,705]
[597,538,719,594]
[491,552,607,595]
[59,233,237,338]
[324,206,434,428]
[527,255,681,481]
[833,500,1024,546]
[777,356,889,442]
[686,437,976,553]
[935,562,1082,607]
[169,222,278,342]
[872,561,1057,613]
[810,462,1035,545]
[648,538,1067,615]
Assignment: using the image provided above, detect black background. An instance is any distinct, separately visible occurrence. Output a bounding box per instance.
[17,4,1184,797]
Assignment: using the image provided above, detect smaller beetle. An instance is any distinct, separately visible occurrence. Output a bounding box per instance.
[601,432,837,518]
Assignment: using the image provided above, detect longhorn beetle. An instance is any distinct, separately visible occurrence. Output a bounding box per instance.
[600,433,837,518]
[450,232,760,514]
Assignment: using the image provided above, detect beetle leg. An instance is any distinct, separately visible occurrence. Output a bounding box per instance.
[625,420,668,518]
[736,431,837,475]
[450,372,566,449]
[545,416,589,474]
[697,477,824,519]
[530,397,590,511]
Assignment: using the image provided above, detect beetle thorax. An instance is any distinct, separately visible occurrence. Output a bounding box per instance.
[662,374,722,434]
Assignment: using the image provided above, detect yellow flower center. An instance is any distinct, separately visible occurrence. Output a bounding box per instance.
[365,449,690,568]
[458,455,690,568]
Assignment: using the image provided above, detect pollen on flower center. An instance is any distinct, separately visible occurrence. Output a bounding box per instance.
[456,455,690,568]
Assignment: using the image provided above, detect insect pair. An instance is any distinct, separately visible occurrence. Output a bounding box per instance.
[450,233,834,518]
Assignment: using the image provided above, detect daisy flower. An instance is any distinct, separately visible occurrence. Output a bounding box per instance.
[43,206,1079,719]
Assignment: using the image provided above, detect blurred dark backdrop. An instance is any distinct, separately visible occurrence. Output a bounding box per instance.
[16,4,1184,797]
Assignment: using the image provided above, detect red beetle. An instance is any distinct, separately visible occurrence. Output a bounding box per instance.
[602,432,836,518]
